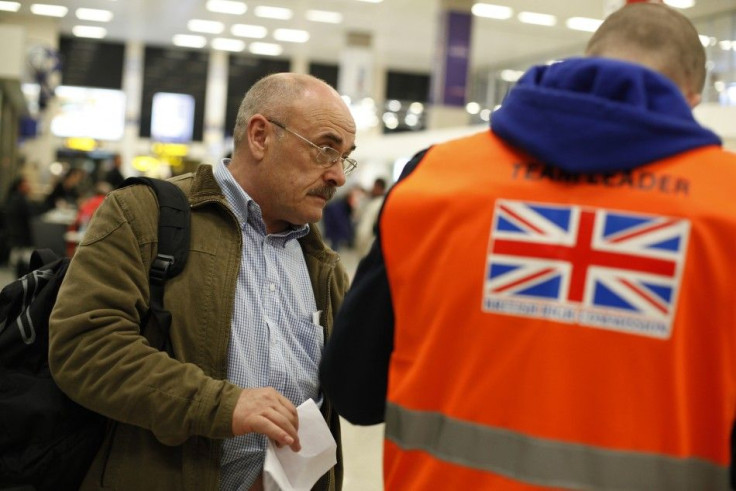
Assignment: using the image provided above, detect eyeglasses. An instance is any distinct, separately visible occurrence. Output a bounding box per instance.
[267,118,357,176]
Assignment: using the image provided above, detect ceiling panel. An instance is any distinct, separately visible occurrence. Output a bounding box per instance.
[2,0,735,75]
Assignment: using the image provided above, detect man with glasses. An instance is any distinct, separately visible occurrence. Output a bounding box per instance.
[49,73,356,490]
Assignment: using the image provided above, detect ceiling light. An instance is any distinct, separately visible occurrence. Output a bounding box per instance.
[382,113,399,129]
[404,114,419,127]
[249,42,283,56]
[500,69,524,82]
[231,24,267,38]
[188,19,225,34]
[72,25,107,38]
[212,38,246,52]
[471,3,512,20]
[206,0,247,15]
[254,6,292,20]
[356,0,383,3]
[75,8,113,22]
[30,4,68,17]
[273,28,309,43]
[663,0,695,8]
[698,34,716,47]
[518,11,556,26]
[466,102,480,115]
[173,34,207,48]
[409,102,424,114]
[0,2,21,12]
[386,100,401,111]
[306,10,343,23]
[720,40,735,51]
[566,17,603,32]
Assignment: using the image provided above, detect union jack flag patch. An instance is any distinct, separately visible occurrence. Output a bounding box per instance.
[483,200,690,338]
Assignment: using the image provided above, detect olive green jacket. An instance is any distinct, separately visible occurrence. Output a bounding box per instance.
[49,164,349,490]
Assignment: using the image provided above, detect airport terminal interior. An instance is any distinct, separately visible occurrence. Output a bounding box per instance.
[1,0,736,489]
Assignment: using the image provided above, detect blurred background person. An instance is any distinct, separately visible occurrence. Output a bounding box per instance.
[321,185,363,252]
[65,180,113,257]
[74,180,112,232]
[42,167,85,212]
[353,177,387,257]
[103,154,126,189]
[3,176,39,277]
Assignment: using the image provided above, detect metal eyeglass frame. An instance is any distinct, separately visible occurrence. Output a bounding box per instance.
[267,118,357,175]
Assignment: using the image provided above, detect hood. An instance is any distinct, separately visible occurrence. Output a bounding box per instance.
[490,57,721,173]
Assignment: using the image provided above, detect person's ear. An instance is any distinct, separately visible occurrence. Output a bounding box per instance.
[686,90,702,108]
[680,79,703,108]
[247,115,269,160]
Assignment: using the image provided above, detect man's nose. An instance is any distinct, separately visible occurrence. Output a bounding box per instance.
[324,161,347,187]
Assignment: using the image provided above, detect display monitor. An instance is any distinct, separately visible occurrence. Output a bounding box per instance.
[150,92,195,143]
[49,85,126,141]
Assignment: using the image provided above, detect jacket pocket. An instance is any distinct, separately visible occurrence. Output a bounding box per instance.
[92,422,184,490]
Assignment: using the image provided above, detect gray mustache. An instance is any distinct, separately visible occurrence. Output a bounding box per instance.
[309,186,336,201]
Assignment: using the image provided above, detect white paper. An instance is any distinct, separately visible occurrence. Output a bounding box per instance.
[263,398,337,491]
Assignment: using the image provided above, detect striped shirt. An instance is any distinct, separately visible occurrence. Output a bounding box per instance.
[215,160,323,490]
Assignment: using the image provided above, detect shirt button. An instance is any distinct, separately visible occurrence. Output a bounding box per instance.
[269,283,276,292]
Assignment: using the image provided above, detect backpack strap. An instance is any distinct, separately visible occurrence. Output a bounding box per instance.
[29,248,61,271]
[120,177,190,356]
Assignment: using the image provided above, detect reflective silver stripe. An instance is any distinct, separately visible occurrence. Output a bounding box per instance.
[385,402,729,490]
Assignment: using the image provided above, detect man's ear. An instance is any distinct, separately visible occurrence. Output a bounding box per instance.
[686,90,702,109]
[247,115,269,160]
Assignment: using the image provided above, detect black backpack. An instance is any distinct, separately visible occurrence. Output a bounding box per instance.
[0,177,190,490]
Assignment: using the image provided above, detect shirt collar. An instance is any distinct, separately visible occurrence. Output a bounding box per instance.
[213,159,310,243]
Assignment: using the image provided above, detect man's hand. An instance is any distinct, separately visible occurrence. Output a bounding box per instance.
[232,387,301,452]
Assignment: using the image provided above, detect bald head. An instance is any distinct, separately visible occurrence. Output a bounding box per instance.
[233,73,340,149]
[585,3,706,104]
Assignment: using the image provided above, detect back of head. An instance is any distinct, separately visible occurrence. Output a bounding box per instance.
[585,3,705,98]
[8,176,26,195]
[94,181,113,196]
[372,178,387,196]
[64,167,85,185]
[232,73,333,150]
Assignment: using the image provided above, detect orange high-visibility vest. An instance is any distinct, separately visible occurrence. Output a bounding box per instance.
[380,131,736,490]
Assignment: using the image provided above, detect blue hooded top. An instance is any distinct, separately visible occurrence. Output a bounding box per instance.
[490,57,721,174]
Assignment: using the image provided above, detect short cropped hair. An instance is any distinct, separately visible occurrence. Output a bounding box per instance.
[232,73,318,149]
[585,3,706,95]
